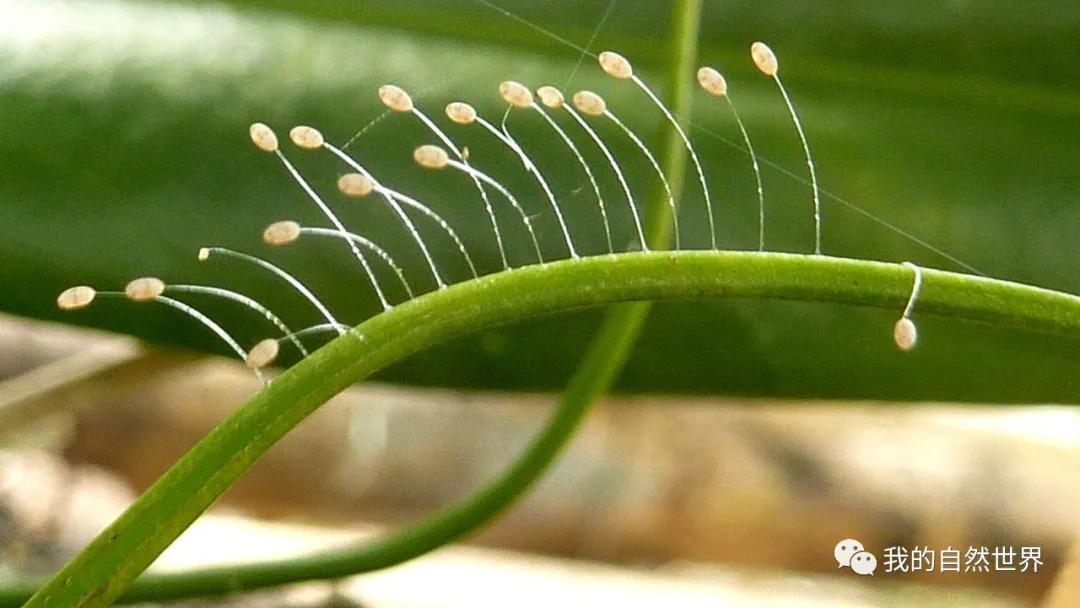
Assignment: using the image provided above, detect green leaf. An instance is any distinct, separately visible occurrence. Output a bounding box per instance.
[1,1,1078,402]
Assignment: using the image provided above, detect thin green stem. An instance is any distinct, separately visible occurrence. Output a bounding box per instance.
[12,251,1080,608]
[8,6,710,606]
[645,0,699,249]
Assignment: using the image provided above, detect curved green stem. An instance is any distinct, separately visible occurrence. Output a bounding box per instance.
[4,5,711,606]
[12,251,1080,608]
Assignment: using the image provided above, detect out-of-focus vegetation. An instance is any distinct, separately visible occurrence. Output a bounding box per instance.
[1,0,1077,402]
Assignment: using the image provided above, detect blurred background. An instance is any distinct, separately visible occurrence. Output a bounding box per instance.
[1,0,1078,606]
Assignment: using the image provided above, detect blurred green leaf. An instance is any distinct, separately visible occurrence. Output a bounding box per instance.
[1,0,1077,402]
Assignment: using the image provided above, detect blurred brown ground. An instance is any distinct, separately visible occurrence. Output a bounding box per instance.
[2,313,1076,607]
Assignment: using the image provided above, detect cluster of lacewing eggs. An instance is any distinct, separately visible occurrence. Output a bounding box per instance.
[56,41,921,384]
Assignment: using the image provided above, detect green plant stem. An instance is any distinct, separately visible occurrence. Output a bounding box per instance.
[8,5,709,606]
[11,251,1080,608]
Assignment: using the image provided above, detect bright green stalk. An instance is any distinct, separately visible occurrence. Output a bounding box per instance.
[12,251,1080,608]
[10,5,708,606]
